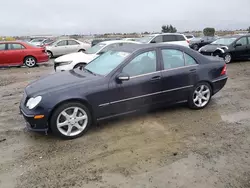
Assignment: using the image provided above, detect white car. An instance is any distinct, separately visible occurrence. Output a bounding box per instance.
[136,33,189,47]
[54,40,140,72]
[46,39,91,58]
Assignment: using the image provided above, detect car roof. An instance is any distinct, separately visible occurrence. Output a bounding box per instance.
[112,43,189,53]
[152,33,185,36]
[100,40,140,45]
[0,41,24,44]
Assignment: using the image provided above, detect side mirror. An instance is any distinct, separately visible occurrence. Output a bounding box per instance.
[234,43,242,47]
[116,73,130,82]
[201,40,204,42]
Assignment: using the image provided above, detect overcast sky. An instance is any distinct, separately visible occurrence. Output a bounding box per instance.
[1,0,250,36]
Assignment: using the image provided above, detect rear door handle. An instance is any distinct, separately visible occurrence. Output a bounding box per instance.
[150,76,161,82]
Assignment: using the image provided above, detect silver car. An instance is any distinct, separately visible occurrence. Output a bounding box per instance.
[46,39,90,58]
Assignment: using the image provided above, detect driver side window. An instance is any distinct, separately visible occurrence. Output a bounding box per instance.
[236,37,247,46]
[57,40,67,46]
[122,51,157,77]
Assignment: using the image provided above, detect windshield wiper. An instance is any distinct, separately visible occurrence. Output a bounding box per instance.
[84,68,96,75]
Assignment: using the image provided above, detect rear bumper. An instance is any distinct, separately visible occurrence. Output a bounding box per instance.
[37,54,49,64]
[212,76,228,95]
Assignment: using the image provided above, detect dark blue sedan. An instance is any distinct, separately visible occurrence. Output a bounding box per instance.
[20,44,228,139]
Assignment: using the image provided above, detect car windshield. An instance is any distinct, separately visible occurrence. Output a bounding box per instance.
[86,43,106,54]
[31,38,44,42]
[212,38,237,45]
[136,36,154,43]
[84,51,130,76]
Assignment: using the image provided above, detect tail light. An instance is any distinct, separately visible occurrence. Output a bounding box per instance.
[221,64,227,75]
[187,40,190,44]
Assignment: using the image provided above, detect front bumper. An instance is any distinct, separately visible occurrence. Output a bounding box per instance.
[54,62,73,72]
[20,108,49,131]
[200,51,224,58]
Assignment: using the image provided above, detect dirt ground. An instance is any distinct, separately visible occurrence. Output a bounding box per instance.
[0,60,250,188]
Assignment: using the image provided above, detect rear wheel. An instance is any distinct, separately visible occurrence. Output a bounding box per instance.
[47,51,53,58]
[24,56,37,68]
[188,82,212,109]
[78,49,85,53]
[50,102,92,139]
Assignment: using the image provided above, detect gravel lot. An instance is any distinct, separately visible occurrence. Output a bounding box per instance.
[0,60,250,188]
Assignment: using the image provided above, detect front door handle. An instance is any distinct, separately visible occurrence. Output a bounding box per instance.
[189,69,196,72]
[150,76,161,82]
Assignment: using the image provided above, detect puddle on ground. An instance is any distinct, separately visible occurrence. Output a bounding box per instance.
[220,111,250,123]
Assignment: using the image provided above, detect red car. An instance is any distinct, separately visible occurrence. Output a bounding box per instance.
[0,41,49,68]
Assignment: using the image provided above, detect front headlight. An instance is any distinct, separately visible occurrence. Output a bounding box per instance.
[26,96,42,109]
[58,61,72,66]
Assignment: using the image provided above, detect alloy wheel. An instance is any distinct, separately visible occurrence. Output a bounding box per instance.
[56,107,88,137]
[193,85,211,108]
[25,57,36,67]
[224,54,231,64]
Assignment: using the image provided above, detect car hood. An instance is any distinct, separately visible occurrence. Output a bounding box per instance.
[54,52,98,64]
[200,44,229,52]
[25,69,101,96]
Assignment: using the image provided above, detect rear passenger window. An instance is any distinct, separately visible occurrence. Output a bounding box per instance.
[184,53,197,65]
[162,49,185,69]
[163,35,177,42]
[0,44,6,50]
[8,43,25,50]
[151,36,163,43]
[176,35,185,41]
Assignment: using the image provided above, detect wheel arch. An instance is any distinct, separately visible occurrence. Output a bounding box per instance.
[196,80,214,94]
[78,49,86,52]
[48,98,96,128]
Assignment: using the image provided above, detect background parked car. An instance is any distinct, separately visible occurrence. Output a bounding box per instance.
[91,38,121,47]
[136,33,189,47]
[0,41,49,67]
[54,40,140,71]
[199,35,250,63]
[189,36,219,50]
[46,39,90,58]
[29,38,54,47]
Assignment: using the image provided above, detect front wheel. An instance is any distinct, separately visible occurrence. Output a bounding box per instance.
[193,44,199,51]
[24,56,37,68]
[224,53,232,64]
[188,82,212,109]
[50,102,92,139]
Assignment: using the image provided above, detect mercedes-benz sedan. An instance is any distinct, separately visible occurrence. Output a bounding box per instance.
[20,44,228,139]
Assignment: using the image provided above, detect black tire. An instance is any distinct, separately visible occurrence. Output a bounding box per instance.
[47,51,53,58]
[78,49,85,53]
[24,56,37,68]
[50,102,92,139]
[188,82,212,109]
[193,44,199,51]
[224,53,232,64]
[74,63,86,70]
